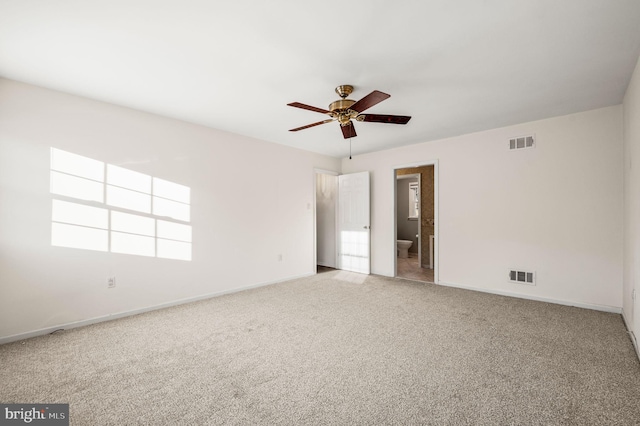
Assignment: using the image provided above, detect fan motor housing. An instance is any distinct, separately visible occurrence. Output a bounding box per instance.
[329,98,359,125]
[329,99,355,112]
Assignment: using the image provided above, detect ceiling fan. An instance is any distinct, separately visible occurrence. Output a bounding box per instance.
[287,85,411,139]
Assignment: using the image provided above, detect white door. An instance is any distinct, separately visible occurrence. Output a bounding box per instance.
[338,171,370,274]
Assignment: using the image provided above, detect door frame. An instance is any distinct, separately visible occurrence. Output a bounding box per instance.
[393,160,439,283]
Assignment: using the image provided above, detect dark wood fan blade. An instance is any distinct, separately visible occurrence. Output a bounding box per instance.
[349,90,390,113]
[341,122,357,139]
[287,102,331,115]
[361,114,411,124]
[289,119,334,132]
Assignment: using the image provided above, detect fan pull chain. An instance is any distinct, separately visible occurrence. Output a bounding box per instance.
[349,137,352,160]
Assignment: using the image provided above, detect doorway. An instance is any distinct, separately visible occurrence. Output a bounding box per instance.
[315,170,338,271]
[314,170,371,275]
[394,162,438,283]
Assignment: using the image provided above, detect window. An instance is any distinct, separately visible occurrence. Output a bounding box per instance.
[50,148,192,261]
[409,182,419,219]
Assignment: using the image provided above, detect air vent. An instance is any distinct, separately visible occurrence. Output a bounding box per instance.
[509,135,535,150]
[509,269,535,285]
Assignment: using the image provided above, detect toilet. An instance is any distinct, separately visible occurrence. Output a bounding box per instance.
[397,240,413,258]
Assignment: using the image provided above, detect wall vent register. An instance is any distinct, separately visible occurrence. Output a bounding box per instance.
[509,269,535,285]
[509,135,535,150]
[50,148,192,261]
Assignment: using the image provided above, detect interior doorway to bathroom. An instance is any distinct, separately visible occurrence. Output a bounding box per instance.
[395,162,437,283]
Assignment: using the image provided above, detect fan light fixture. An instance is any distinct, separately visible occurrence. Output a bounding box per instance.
[287,85,411,140]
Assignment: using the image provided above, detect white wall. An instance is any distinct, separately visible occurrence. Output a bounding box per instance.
[0,78,340,341]
[0,75,630,342]
[342,106,624,311]
[623,55,640,350]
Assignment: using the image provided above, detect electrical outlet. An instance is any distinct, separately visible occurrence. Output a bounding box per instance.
[107,277,116,288]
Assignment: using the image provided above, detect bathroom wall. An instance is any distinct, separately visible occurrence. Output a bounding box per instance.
[396,177,419,253]
[397,166,435,266]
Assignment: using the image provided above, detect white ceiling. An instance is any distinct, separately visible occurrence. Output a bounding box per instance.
[1,1,639,158]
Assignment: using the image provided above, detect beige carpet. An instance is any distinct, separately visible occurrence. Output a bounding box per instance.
[1,270,639,425]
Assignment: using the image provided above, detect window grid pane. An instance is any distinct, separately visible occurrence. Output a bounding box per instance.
[50,148,104,182]
[153,177,190,203]
[111,231,155,257]
[52,200,108,229]
[51,149,192,260]
[153,196,190,222]
[111,211,155,237]
[157,220,192,242]
[50,171,104,203]
[157,239,192,261]
[107,185,151,213]
[107,164,151,194]
[52,222,108,252]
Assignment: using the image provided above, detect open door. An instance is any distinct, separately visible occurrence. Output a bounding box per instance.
[338,171,370,274]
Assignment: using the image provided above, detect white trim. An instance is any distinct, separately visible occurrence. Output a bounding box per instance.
[0,272,314,345]
[397,173,420,180]
[429,235,434,269]
[434,161,439,283]
[622,309,640,362]
[314,168,339,176]
[394,160,437,170]
[437,280,622,313]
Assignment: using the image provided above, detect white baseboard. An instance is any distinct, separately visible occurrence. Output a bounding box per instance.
[622,309,640,362]
[0,272,315,345]
[437,280,622,314]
